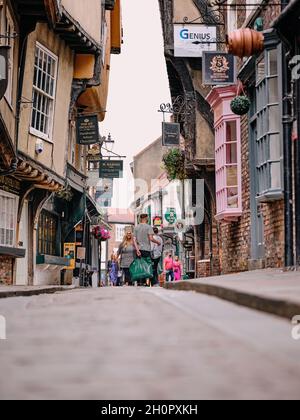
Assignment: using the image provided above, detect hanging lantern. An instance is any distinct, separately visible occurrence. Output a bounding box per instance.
[0,46,10,100]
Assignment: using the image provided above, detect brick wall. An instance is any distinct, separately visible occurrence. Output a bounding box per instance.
[0,256,13,285]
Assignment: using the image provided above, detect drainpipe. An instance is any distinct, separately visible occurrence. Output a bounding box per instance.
[282,40,294,267]
[294,41,300,265]
[280,0,294,267]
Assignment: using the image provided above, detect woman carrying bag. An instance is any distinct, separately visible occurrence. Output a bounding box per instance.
[117,229,137,286]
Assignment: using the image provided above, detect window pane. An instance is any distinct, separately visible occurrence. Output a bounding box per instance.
[226,121,237,143]
[269,77,279,103]
[226,166,238,186]
[226,143,237,164]
[268,49,278,76]
[269,105,280,132]
[227,187,238,208]
[269,134,281,160]
[257,56,265,84]
[271,162,282,189]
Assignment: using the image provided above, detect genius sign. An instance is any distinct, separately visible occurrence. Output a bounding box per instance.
[174,24,217,57]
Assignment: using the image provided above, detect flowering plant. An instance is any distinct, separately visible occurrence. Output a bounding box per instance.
[92,226,111,241]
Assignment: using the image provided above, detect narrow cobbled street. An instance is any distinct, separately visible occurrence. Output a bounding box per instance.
[1,287,300,400]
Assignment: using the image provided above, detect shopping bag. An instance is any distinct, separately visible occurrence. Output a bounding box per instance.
[157,258,164,275]
[130,257,154,281]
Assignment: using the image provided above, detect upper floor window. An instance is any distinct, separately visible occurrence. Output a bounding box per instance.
[1,6,15,106]
[31,43,58,141]
[0,191,18,248]
[253,44,283,200]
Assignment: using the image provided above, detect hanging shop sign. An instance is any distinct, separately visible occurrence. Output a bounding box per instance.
[175,219,187,234]
[174,24,217,57]
[64,243,76,270]
[0,46,9,100]
[153,216,163,227]
[162,122,180,147]
[99,160,123,179]
[87,153,101,162]
[203,52,236,85]
[165,208,177,225]
[76,114,99,145]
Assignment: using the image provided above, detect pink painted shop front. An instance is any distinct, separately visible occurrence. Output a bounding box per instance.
[207,86,242,222]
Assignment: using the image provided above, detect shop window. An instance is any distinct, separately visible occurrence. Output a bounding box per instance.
[254,45,283,200]
[38,211,58,256]
[207,86,242,221]
[30,43,58,141]
[0,191,18,247]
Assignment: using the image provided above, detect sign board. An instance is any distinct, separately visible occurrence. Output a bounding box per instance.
[87,154,101,162]
[64,243,76,270]
[99,160,123,179]
[77,247,86,261]
[76,115,99,145]
[153,216,163,227]
[174,24,217,57]
[162,122,180,147]
[175,219,187,234]
[203,52,236,85]
[165,208,177,225]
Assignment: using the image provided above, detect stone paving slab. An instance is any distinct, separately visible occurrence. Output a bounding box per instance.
[0,285,76,299]
[0,287,300,400]
[164,268,300,320]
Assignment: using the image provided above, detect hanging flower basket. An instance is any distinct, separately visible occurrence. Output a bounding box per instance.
[162,148,186,181]
[230,95,251,116]
[92,226,111,241]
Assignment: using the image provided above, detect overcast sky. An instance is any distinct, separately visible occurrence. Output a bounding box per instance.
[101,0,171,209]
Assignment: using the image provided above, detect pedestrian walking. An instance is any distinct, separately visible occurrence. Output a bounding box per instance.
[109,254,119,287]
[151,227,163,286]
[173,256,182,281]
[134,213,161,286]
[164,253,174,282]
[117,229,137,286]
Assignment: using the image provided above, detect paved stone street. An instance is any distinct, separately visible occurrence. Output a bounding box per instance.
[0,287,300,400]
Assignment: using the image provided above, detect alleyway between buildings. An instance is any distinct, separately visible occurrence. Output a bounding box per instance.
[1,286,300,400]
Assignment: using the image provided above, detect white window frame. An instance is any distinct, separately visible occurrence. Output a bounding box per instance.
[3,6,15,106]
[30,42,58,142]
[0,190,18,248]
[115,224,125,242]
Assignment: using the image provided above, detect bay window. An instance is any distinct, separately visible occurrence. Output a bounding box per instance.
[254,44,283,200]
[207,86,242,221]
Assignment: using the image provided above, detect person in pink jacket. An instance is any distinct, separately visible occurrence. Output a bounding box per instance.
[173,256,182,281]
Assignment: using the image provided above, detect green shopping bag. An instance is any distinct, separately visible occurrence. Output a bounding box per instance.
[158,258,163,275]
[130,257,154,281]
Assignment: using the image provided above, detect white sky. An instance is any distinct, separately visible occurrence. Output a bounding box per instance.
[100,0,171,209]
